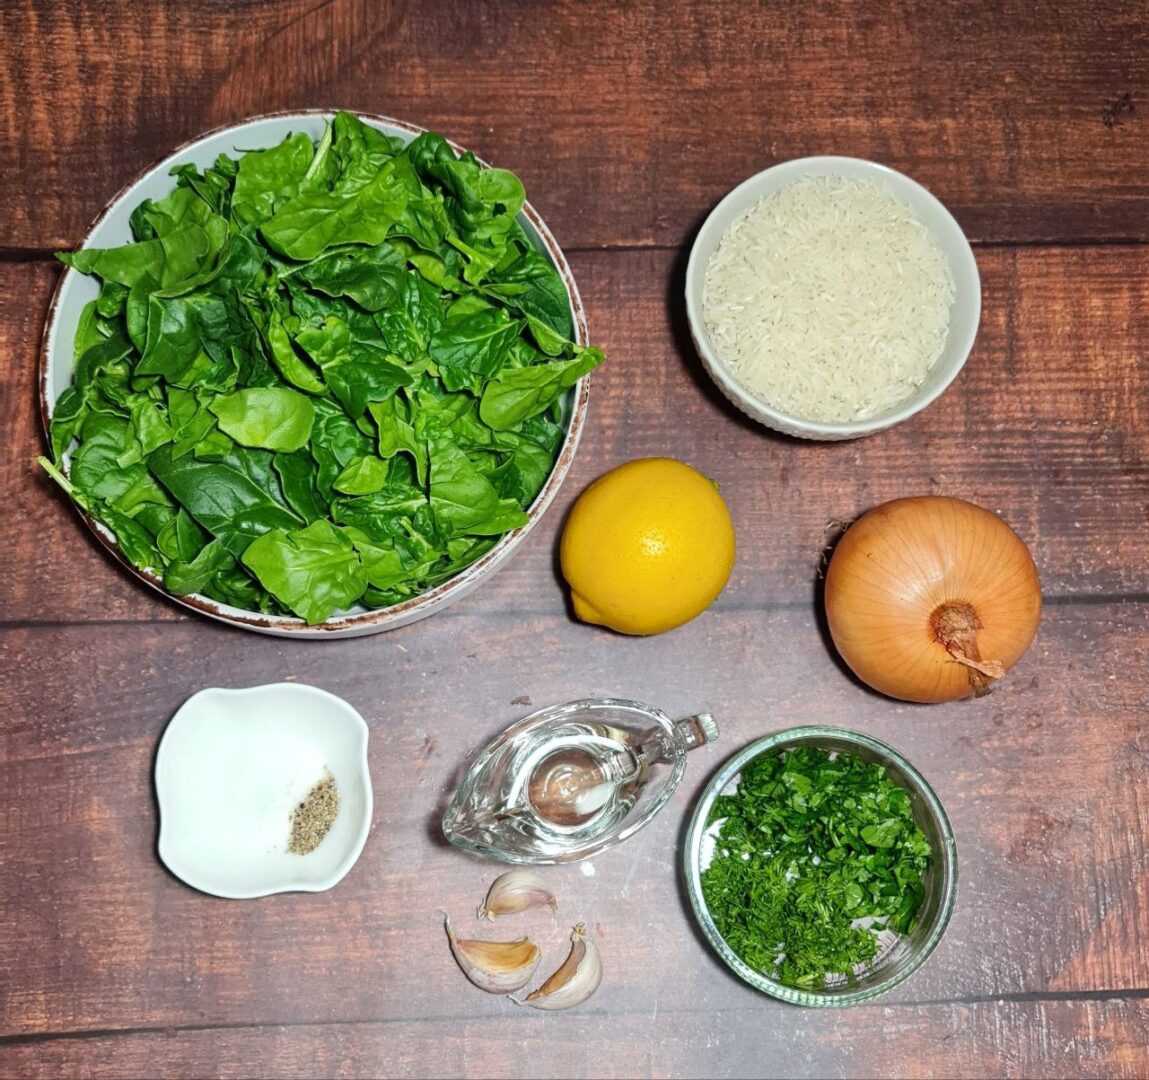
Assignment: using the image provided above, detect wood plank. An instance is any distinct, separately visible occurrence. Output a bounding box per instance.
[1,602,1146,1041]
[5,3,1148,1075]
[7,245,1148,624]
[3,996,1148,1080]
[0,261,182,624]
[2,0,1147,251]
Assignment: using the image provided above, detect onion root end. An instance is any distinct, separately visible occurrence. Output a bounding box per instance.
[929,601,1006,697]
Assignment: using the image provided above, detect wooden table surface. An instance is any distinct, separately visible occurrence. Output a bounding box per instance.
[2,2,1147,1077]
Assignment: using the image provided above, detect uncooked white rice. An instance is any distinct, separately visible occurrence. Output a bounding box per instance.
[702,175,955,423]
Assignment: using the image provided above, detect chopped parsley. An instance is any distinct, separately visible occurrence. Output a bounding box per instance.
[701,745,932,990]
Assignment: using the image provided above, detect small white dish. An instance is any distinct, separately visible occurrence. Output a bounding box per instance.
[685,156,981,441]
[156,683,372,899]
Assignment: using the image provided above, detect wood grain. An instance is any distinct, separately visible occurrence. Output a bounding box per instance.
[1,0,1146,252]
[0,602,1146,1048]
[3,997,1149,1080]
[0,262,185,625]
[4,2,1149,1075]
[8,245,1147,625]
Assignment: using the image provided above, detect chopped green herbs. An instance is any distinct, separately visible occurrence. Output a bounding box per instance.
[701,745,932,990]
[43,113,603,623]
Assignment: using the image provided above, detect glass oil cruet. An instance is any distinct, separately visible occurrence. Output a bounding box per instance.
[441,698,719,864]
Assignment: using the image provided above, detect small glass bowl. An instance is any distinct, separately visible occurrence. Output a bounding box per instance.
[682,726,957,1007]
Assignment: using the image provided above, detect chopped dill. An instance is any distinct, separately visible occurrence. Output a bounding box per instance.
[701,745,932,989]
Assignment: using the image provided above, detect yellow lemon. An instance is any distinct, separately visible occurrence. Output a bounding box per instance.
[560,457,736,635]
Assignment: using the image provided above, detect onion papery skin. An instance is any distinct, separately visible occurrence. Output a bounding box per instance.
[824,496,1042,703]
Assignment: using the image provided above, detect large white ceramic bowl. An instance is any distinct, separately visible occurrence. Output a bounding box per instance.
[156,683,373,899]
[40,111,591,637]
[685,156,981,441]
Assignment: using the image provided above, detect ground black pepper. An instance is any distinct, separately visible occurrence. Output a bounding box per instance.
[288,771,340,855]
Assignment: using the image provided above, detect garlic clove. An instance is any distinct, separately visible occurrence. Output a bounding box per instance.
[517,923,602,1010]
[444,913,541,994]
[477,870,558,921]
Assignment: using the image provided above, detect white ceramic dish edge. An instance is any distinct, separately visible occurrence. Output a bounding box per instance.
[40,110,591,637]
[155,683,373,899]
[684,155,982,441]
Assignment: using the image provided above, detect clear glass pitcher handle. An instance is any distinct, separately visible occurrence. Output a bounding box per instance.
[639,713,719,762]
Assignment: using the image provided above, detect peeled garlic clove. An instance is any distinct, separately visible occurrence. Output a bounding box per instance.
[444,913,541,994]
[518,923,602,1010]
[477,870,558,921]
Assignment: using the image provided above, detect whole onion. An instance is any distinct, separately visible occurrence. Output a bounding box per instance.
[824,496,1042,703]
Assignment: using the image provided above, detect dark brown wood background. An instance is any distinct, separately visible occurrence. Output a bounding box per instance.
[2,2,1147,1077]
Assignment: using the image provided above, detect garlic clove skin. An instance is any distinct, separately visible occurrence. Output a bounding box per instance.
[477,870,558,921]
[517,923,602,1010]
[444,913,541,994]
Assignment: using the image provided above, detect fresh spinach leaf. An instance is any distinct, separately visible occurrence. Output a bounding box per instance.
[479,348,600,430]
[209,387,315,452]
[241,519,367,624]
[273,450,327,523]
[74,326,134,392]
[428,308,522,393]
[330,112,405,193]
[193,425,235,461]
[100,506,163,571]
[72,300,104,357]
[260,307,327,394]
[117,396,175,466]
[483,248,574,340]
[368,396,427,485]
[296,315,413,418]
[310,397,373,498]
[374,270,443,360]
[425,535,498,585]
[71,413,154,503]
[202,562,272,612]
[136,293,229,382]
[232,131,314,227]
[49,386,88,462]
[171,155,238,219]
[296,242,408,312]
[166,387,214,458]
[96,280,130,319]
[261,159,409,260]
[490,432,554,505]
[156,508,209,562]
[428,436,528,536]
[333,455,391,495]
[164,537,236,596]
[148,444,302,556]
[60,214,225,291]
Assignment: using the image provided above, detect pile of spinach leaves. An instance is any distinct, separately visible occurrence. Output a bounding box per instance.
[41,113,603,624]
